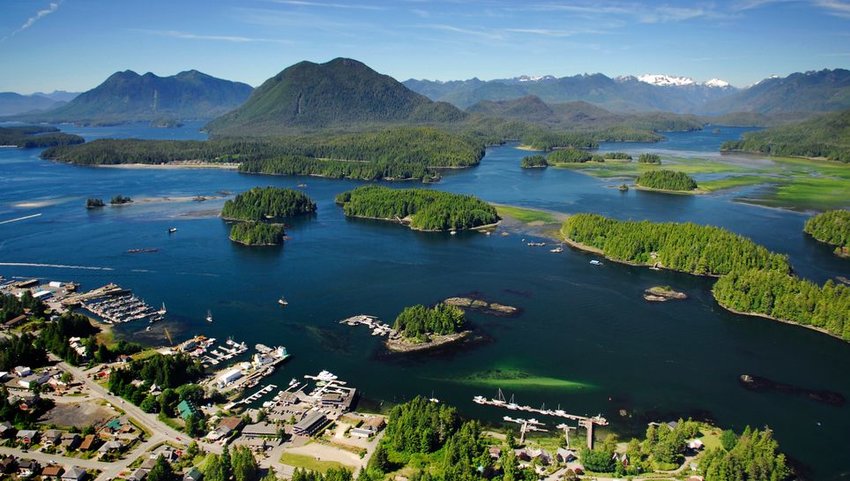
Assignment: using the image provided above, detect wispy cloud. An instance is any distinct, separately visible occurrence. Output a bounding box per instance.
[813,0,850,17]
[137,29,293,44]
[267,0,385,10]
[419,24,503,40]
[505,28,603,38]
[2,0,63,42]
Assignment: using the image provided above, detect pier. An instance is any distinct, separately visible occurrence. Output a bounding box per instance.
[473,390,607,449]
[339,314,396,337]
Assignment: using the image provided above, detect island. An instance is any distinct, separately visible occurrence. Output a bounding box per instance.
[109,194,133,205]
[385,303,471,352]
[86,197,105,209]
[0,125,84,149]
[335,185,500,231]
[520,154,548,168]
[638,153,662,164]
[228,221,285,246]
[643,285,688,302]
[221,186,316,221]
[221,187,316,246]
[443,296,520,316]
[804,209,850,258]
[636,169,698,191]
[547,148,594,163]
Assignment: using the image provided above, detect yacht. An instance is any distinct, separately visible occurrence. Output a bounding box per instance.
[205,310,213,323]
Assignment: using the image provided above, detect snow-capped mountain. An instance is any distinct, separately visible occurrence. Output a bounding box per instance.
[704,78,731,88]
[514,75,557,82]
[637,73,696,87]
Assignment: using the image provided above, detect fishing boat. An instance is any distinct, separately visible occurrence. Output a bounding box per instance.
[590,259,603,266]
[278,296,288,306]
[168,227,177,234]
[205,309,213,323]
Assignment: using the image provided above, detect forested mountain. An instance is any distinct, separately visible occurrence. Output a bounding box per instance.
[15,70,252,124]
[206,58,466,135]
[722,108,850,161]
[0,92,66,116]
[405,69,850,116]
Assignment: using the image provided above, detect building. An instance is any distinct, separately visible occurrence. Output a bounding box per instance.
[208,416,243,441]
[177,400,198,421]
[98,440,124,458]
[14,366,32,377]
[488,446,502,459]
[0,456,16,474]
[556,448,576,464]
[42,429,63,448]
[687,439,705,451]
[241,422,279,439]
[349,427,373,439]
[18,459,40,478]
[293,411,328,436]
[0,421,14,438]
[217,368,243,388]
[79,434,98,451]
[61,466,86,481]
[16,429,38,445]
[61,433,81,450]
[41,465,65,479]
[128,468,148,481]
[18,372,52,389]
[183,467,203,481]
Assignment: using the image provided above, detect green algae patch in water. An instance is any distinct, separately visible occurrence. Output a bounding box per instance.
[446,369,593,390]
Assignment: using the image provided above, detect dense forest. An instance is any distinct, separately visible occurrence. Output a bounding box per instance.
[713,269,850,340]
[0,125,84,148]
[221,187,316,221]
[699,428,791,481]
[393,304,466,341]
[42,127,485,183]
[108,353,204,405]
[229,222,285,246]
[519,155,548,168]
[547,148,593,163]
[721,108,850,162]
[638,153,661,164]
[803,209,850,256]
[37,312,99,365]
[635,170,698,191]
[336,186,499,231]
[0,333,47,371]
[1,290,46,322]
[521,127,662,151]
[561,214,790,276]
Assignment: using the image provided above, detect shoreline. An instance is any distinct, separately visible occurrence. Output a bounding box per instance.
[715,301,846,343]
[92,161,239,170]
[385,330,472,352]
[344,213,500,233]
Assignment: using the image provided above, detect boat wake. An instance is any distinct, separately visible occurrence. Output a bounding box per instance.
[0,262,114,271]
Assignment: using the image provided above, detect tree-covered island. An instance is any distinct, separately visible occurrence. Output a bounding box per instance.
[804,209,850,258]
[335,185,499,231]
[520,154,548,168]
[385,303,470,352]
[635,169,698,191]
[0,125,84,148]
[221,186,316,246]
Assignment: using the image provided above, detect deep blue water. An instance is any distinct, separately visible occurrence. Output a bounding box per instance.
[1,125,848,479]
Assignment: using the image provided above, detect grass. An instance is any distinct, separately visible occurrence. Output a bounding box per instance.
[494,204,558,224]
[448,368,592,390]
[698,175,785,192]
[279,452,349,473]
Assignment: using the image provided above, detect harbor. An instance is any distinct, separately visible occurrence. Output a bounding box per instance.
[339,314,397,338]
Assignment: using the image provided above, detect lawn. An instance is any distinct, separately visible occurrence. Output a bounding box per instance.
[279,452,348,473]
[494,204,559,224]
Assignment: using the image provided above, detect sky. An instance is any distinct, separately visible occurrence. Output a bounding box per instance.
[1,0,849,94]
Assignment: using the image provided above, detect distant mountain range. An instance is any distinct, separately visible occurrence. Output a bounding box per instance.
[13,70,252,125]
[206,58,466,135]
[0,92,68,116]
[404,69,850,115]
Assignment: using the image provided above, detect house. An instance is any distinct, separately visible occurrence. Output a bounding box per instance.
[241,422,279,439]
[42,465,65,479]
[18,459,40,478]
[61,433,81,450]
[363,416,386,432]
[14,366,32,377]
[79,434,98,451]
[350,427,374,438]
[532,448,553,465]
[18,372,52,389]
[128,468,148,481]
[687,439,705,451]
[514,448,531,462]
[140,458,158,470]
[0,456,17,474]
[61,466,87,481]
[556,447,576,464]
[150,446,177,462]
[0,421,14,438]
[16,429,38,445]
[183,467,203,481]
[208,416,243,440]
[42,429,63,448]
[98,440,124,457]
[611,452,629,466]
[177,400,197,421]
[488,446,502,459]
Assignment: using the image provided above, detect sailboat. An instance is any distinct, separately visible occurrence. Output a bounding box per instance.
[157,302,167,316]
[278,296,288,306]
[205,310,213,323]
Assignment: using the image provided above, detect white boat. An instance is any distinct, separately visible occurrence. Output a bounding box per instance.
[550,247,563,253]
[168,227,177,234]
[278,296,288,306]
[157,302,167,316]
[205,310,213,323]
[450,230,457,235]
[146,326,152,332]
[590,259,603,266]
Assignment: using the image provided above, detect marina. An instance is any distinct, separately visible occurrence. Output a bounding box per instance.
[339,314,397,337]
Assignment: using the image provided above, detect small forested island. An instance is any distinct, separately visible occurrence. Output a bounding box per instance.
[86,197,105,209]
[335,185,499,231]
[605,152,633,160]
[150,117,184,128]
[804,209,850,258]
[561,213,790,276]
[0,125,84,148]
[520,154,548,168]
[228,221,285,246]
[547,148,594,163]
[386,303,470,352]
[638,153,661,164]
[109,194,133,205]
[636,169,698,191]
[643,285,688,302]
[221,186,316,221]
[713,269,850,340]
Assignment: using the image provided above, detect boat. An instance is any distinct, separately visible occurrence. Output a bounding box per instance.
[205,309,213,323]
[590,259,603,266]
[450,230,457,235]
[146,326,152,332]
[550,247,563,253]
[168,227,177,234]
[157,302,167,316]
[278,296,288,306]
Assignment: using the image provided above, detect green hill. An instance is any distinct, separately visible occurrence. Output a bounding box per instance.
[205,58,466,135]
[722,108,850,161]
[16,70,252,125]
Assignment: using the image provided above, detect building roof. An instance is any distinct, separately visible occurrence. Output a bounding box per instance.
[79,434,97,450]
[184,467,203,481]
[16,429,37,438]
[61,466,86,480]
[177,400,197,420]
[218,416,243,432]
[242,422,278,436]
[42,465,64,476]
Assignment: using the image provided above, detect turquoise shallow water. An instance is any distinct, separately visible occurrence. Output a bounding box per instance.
[1,124,848,479]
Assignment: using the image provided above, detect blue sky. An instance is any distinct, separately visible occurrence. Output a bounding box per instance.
[1,0,849,93]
